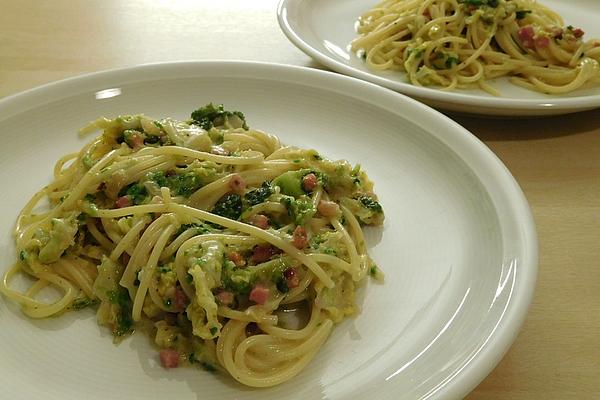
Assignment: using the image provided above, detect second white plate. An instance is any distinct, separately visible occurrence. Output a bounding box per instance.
[277,0,600,116]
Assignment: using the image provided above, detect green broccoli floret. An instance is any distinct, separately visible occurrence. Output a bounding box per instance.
[190,103,249,131]
[148,170,203,197]
[358,195,383,213]
[107,287,134,336]
[280,195,316,225]
[212,193,242,220]
[119,183,148,205]
[244,182,273,206]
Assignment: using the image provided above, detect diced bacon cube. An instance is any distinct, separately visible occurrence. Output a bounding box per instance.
[250,214,269,230]
[302,173,318,191]
[115,195,132,208]
[283,267,300,288]
[251,245,279,263]
[131,133,144,149]
[173,287,189,312]
[518,25,535,49]
[159,349,180,369]
[229,174,246,193]
[227,251,246,267]
[215,290,235,306]
[317,200,340,217]
[292,226,308,249]
[249,284,270,305]
[535,36,550,48]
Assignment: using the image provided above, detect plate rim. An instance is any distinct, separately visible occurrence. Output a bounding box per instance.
[0,60,538,399]
[276,0,600,115]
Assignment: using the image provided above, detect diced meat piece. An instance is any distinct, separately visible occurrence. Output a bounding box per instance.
[302,173,318,192]
[159,349,180,369]
[573,28,584,38]
[518,25,535,49]
[163,313,177,326]
[250,214,269,230]
[283,267,300,289]
[422,9,430,17]
[317,200,340,217]
[550,26,563,38]
[251,245,280,263]
[115,195,132,208]
[131,133,144,149]
[229,174,246,193]
[249,284,270,305]
[215,290,235,306]
[173,286,189,312]
[535,36,550,48]
[227,251,246,267]
[292,226,308,249]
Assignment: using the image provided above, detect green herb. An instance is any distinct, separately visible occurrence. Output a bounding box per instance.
[164,298,172,307]
[19,250,29,262]
[515,10,532,19]
[209,326,218,336]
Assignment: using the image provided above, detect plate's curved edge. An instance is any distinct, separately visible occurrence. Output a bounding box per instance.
[276,0,600,116]
[0,60,539,399]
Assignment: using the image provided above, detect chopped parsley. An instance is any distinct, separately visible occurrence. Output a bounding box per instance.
[191,103,249,131]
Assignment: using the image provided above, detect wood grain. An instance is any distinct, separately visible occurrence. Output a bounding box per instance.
[1,1,599,398]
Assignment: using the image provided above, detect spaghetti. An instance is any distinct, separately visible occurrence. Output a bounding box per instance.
[351,0,600,95]
[1,104,384,387]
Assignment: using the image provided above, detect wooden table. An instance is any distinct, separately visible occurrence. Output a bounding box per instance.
[1,1,598,398]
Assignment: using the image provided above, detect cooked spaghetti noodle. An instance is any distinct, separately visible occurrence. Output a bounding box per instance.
[351,0,600,95]
[1,104,384,387]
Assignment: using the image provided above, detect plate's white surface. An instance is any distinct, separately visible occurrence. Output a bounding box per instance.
[0,61,537,400]
[277,0,600,116]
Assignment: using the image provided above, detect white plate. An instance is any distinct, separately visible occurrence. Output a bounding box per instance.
[0,61,537,399]
[277,0,600,116]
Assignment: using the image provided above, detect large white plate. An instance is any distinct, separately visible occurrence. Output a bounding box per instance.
[0,61,537,399]
[277,0,600,116]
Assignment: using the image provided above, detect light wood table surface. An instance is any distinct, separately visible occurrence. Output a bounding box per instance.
[1,1,599,399]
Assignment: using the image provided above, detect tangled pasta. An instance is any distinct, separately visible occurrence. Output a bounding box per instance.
[351,0,600,95]
[1,104,384,387]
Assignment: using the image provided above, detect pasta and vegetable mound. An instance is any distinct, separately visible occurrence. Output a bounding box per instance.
[1,104,384,387]
[351,0,600,95]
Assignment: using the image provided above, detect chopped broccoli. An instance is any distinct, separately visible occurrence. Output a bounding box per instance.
[212,193,242,220]
[358,195,383,213]
[244,182,273,206]
[119,183,147,205]
[148,170,203,197]
[190,103,249,131]
[280,195,316,225]
[176,222,214,236]
[107,287,134,336]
